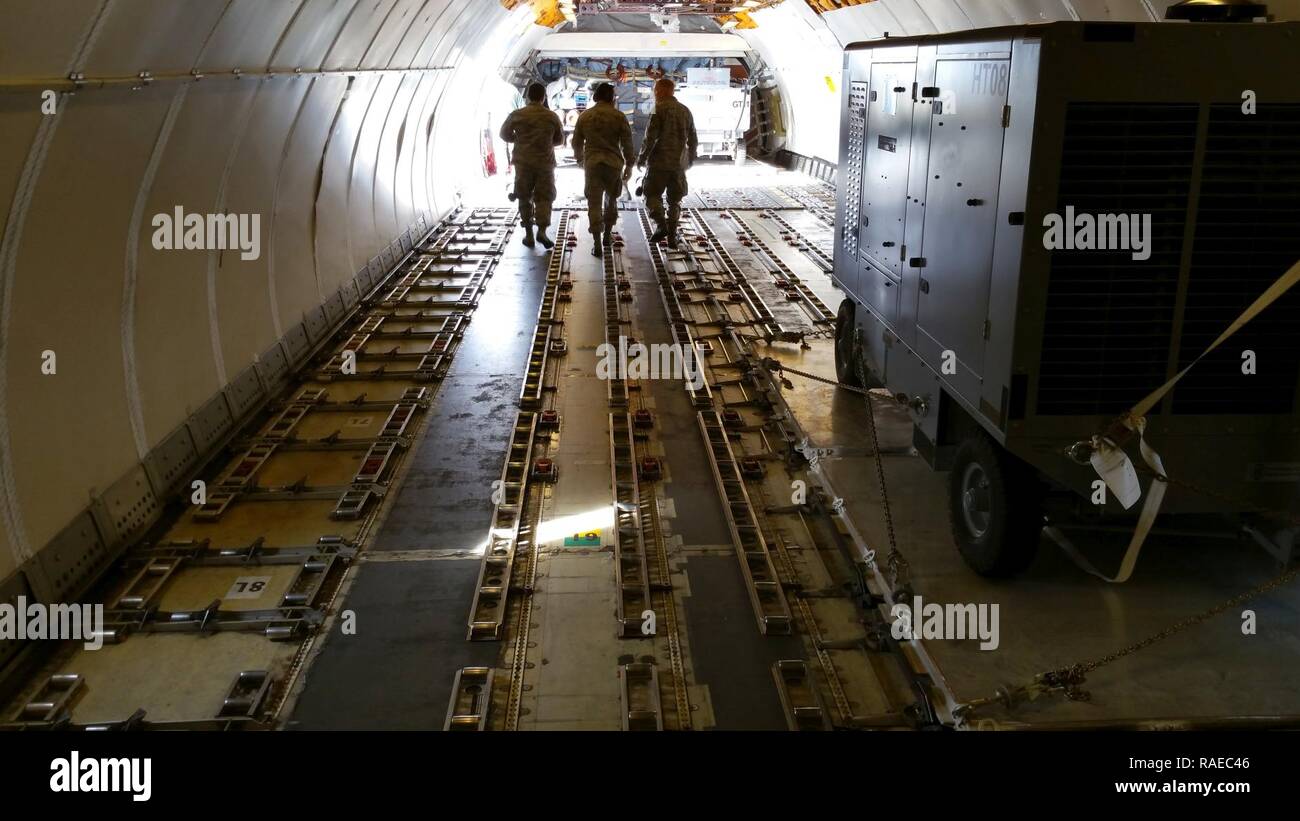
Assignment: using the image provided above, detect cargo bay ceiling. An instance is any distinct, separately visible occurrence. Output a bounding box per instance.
[1,0,1298,597]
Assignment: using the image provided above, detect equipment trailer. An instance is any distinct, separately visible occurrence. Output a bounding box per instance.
[832,12,1300,575]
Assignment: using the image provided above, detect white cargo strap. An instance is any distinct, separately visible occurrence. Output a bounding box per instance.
[1068,258,1300,582]
[1053,417,1168,583]
[1128,258,1300,422]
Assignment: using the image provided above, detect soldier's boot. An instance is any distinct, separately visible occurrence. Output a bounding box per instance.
[591,240,603,259]
[666,218,679,249]
[521,225,535,248]
[602,227,614,246]
[650,222,668,243]
[537,228,554,249]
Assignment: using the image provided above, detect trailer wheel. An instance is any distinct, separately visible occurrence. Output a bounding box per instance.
[835,300,863,388]
[948,435,1043,577]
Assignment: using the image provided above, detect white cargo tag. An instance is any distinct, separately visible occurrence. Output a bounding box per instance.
[1089,437,1141,510]
[1056,416,1167,582]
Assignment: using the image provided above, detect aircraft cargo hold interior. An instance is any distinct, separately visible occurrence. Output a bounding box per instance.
[2,0,1300,772]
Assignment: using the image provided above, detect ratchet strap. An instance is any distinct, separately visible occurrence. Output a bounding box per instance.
[1052,416,1168,583]
[1070,258,1300,582]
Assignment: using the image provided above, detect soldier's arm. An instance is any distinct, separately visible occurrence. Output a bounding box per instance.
[638,110,661,167]
[499,111,516,143]
[686,110,698,168]
[551,113,564,147]
[619,117,635,171]
[571,116,585,164]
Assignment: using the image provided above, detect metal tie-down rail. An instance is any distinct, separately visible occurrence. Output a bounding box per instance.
[603,231,629,407]
[501,211,576,730]
[467,411,539,641]
[771,660,832,731]
[619,662,663,731]
[444,667,494,731]
[758,207,834,272]
[697,409,793,635]
[638,208,714,408]
[685,208,794,342]
[469,209,573,642]
[610,412,653,637]
[726,209,836,324]
[8,669,275,730]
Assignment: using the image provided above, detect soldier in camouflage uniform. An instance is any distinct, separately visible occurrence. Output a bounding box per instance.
[637,78,698,249]
[500,82,564,249]
[571,82,635,258]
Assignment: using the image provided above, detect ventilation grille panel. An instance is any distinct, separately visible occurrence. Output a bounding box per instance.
[1037,103,1198,416]
[1173,104,1300,415]
[841,82,867,259]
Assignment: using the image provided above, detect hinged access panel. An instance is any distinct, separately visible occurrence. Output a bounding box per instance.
[913,57,1011,396]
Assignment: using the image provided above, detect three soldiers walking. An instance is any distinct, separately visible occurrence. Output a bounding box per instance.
[504,77,698,254]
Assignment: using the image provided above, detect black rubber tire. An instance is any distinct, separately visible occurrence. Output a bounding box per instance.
[834,300,863,388]
[947,435,1044,577]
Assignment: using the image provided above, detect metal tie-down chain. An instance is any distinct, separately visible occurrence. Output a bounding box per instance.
[1010,561,1300,710]
[762,345,910,588]
[853,345,910,589]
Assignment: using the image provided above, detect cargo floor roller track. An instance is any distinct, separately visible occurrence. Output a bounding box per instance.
[453,200,922,731]
[2,209,517,730]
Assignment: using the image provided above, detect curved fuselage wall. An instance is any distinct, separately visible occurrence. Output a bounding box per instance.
[0,0,543,587]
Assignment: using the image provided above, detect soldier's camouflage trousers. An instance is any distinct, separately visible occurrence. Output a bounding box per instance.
[513,164,556,229]
[584,164,622,238]
[643,168,688,234]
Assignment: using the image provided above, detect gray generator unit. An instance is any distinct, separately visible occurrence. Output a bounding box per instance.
[832,17,1300,576]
